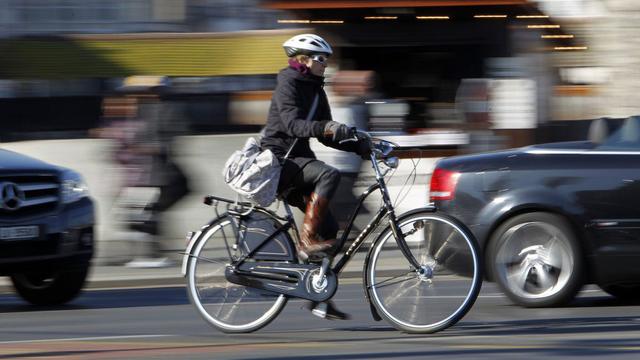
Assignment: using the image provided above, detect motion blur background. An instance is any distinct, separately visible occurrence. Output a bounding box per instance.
[1,0,637,263]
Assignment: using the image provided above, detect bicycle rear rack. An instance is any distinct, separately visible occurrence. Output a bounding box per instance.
[203,195,290,222]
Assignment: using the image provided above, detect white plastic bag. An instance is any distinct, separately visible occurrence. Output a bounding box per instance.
[222,137,281,207]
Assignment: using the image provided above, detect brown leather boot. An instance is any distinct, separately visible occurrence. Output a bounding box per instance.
[298,192,335,260]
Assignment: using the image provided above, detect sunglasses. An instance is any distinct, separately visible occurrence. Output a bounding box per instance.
[311,54,328,66]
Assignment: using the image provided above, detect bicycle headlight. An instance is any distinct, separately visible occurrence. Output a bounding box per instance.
[376,140,395,157]
[384,156,399,169]
[61,170,90,204]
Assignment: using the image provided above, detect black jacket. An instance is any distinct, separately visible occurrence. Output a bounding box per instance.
[260,66,357,163]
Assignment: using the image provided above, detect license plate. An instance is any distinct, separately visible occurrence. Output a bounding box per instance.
[0,226,39,240]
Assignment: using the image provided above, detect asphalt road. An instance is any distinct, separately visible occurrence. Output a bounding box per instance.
[1,282,640,360]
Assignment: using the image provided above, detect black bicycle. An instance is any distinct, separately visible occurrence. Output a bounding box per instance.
[182,131,482,334]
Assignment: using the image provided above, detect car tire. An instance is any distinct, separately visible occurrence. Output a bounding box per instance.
[10,265,89,306]
[487,212,584,307]
[601,284,640,300]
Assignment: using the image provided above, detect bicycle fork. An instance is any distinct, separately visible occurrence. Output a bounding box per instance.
[373,157,422,272]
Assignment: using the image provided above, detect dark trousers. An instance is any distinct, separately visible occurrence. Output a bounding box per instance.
[279,159,340,241]
[144,162,190,255]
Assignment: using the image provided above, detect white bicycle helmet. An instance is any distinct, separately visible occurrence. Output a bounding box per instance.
[283,34,333,57]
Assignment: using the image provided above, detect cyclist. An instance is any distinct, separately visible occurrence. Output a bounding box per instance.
[260,34,369,319]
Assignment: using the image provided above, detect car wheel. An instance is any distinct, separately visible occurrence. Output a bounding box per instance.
[10,265,89,305]
[488,212,584,307]
[601,284,640,300]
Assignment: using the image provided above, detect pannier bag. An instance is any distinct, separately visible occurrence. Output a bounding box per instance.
[222,137,280,207]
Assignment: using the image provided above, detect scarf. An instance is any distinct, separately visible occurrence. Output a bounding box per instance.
[288,58,310,75]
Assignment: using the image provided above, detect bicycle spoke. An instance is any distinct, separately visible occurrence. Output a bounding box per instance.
[433,228,457,261]
[369,270,415,289]
[191,254,229,266]
[413,227,429,265]
[213,286,232,320]
[220,224,235,261]
[217,287,249,322]
[425,221,435,254]
[379,277,422,308]
[406,284,428,324]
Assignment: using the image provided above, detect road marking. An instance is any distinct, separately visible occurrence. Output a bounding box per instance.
[0,334,175,345]
[86,284,187,291]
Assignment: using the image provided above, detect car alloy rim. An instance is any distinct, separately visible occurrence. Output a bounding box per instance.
[495,221,574,299]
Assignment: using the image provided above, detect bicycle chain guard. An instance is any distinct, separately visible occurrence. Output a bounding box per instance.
[225,262,338,302]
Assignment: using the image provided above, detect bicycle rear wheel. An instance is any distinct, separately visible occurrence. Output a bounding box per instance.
[366,210,482,333]
[186,214,287,333]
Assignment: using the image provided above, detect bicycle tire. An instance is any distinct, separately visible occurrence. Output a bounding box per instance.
[186,213,288,333]
[365,210,482,333]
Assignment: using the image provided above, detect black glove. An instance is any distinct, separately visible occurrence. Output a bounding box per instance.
[356,138,372,159]
[323,121,353,143]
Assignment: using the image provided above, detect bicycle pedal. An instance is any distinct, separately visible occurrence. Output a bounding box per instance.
[311,302,328,319]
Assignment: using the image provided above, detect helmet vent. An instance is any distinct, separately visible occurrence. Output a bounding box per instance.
[283,34,333,57]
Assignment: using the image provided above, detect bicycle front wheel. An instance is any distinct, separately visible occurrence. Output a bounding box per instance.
[366,210,482,333]
[186,214,287,333]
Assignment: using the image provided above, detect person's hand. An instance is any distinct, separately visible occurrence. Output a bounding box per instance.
[356,138,372,159]
[323,121,353,142]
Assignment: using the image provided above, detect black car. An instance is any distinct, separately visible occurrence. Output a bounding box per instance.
[0,148,94,305]
[430,116,640,307]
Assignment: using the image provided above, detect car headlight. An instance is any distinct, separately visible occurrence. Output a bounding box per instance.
[61,170,89,204]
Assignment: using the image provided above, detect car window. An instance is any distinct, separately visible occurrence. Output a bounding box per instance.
[597,117,640,151]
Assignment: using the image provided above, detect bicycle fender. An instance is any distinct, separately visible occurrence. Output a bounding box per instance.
[181,228,204,276]
[362,248,382,322]
[182,216,224,276]
[396,205,437,217]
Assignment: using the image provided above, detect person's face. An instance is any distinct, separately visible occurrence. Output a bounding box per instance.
[306,54,329,76]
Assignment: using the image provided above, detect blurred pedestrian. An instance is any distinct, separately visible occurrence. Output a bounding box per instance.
[455,79,505,153]
[98,76,190,268]
[324,70,377,228]
[93,96,148,190]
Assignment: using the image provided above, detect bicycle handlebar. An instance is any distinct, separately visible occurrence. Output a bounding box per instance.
[338,130,398,156]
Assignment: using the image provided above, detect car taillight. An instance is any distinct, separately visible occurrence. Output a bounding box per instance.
[429,168,461,201]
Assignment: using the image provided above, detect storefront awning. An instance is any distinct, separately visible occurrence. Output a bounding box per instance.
[0,30,299,79]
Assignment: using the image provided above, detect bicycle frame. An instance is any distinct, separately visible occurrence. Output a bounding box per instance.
[298,149,423,274]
